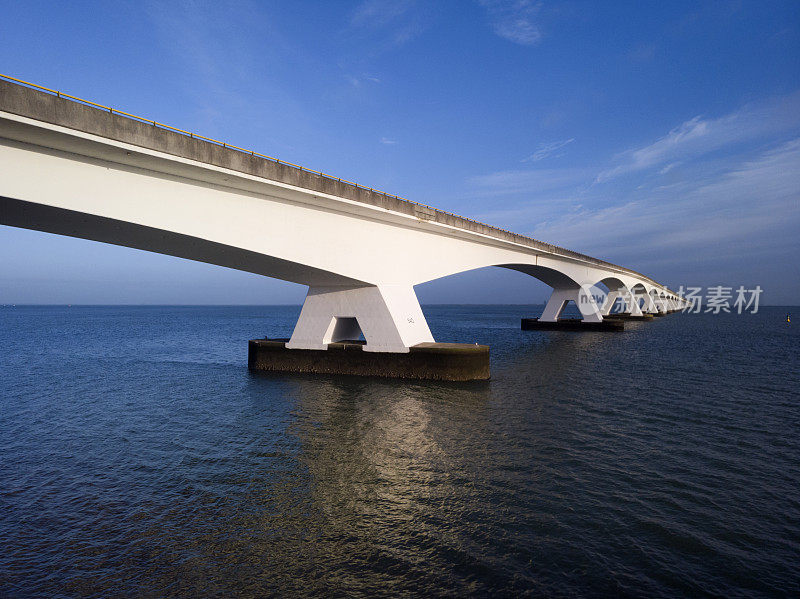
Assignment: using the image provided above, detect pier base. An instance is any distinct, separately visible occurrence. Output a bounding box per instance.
[248,339,489,381]
[521,318,624,332]
[603,313,655,321]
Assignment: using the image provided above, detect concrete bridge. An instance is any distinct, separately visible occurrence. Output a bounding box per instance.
[0,76,686,378]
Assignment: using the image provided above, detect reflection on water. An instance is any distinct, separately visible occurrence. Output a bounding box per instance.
[1,305,798,597]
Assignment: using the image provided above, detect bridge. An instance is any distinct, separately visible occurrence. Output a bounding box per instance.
[0,75,686,379]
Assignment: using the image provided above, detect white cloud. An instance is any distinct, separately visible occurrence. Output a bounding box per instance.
[596,116,708,182]
[144,0,312,148]
[463,166,594,227]
[480,0,543,46]
[467,167,592,197]
[380,137,398,145]
[467,93,800,302]
[349,0,425,45]
[522,137,575,162]
[532,138,800,262]
[351,0,413,28]
[659,162,680,175]
[461,92,800,298]
[596,91,800,182]
[345,73,382,87]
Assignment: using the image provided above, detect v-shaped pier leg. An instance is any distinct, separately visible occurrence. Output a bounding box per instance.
[286,284,434,353]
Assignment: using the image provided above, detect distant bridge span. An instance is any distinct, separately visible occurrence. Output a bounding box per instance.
[0,77,686,352]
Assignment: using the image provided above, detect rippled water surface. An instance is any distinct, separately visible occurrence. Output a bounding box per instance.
[1,305,798,597]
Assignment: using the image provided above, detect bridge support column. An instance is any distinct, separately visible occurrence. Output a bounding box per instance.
[641,293,659,314]
[602,288,654,321]
[286,284,434,353]
[522,285,623,330]
[256,284,489,380]
[623,290,644,316]
[601,290,623,316]
[540,286,603,323]
[601,287,644,317]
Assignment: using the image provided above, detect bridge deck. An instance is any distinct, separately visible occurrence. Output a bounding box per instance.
[0,75,664,289]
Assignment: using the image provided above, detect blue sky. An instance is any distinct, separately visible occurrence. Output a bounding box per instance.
[1,0,798,304]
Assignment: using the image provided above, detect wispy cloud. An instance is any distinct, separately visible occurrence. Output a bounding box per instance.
[345,73,382,87]
[146,0,269,85]
[337,0,430,104]
[479,0,543,46]
[144,0,310,148]
[659,162,679,175]
[596,91,800,182]
[464,166,594,229]
[596,116,708,182]
[351,0,413,28]
[349,0,426,45]
[531,138,800,270]
[522,138,575,162]
[380,137,398,145]
[468,167,592,197]
[462,92,800,296]
[628,43,656,63]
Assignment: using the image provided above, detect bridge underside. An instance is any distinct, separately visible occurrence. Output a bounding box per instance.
[0,196,363,287]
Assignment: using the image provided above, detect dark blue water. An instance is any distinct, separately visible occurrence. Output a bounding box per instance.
[1,305,798,597]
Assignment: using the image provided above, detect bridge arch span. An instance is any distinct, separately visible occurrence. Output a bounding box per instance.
[594,276,637,316]
[498,263,581,289]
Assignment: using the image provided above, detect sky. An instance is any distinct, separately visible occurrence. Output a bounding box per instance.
[1,0,798,305]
